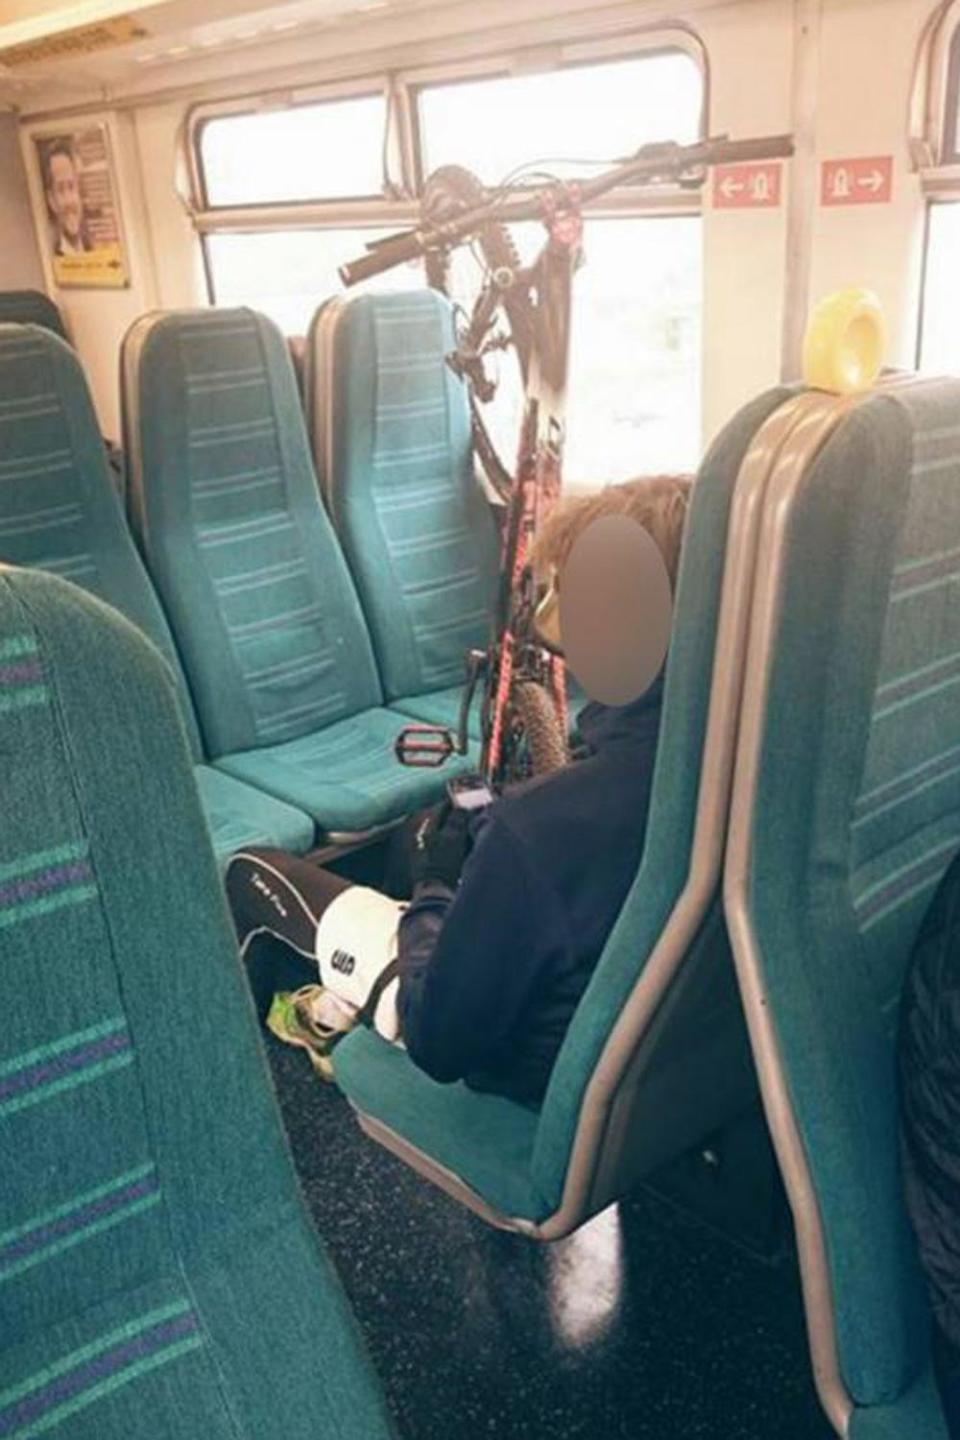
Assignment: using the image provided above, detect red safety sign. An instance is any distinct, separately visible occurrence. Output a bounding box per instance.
[713,162,783,209]
[821,157,893,206]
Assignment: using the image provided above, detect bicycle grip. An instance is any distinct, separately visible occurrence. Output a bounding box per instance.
[339,230,425,286]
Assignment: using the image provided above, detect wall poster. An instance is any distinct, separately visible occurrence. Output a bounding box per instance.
[33,124,130,289]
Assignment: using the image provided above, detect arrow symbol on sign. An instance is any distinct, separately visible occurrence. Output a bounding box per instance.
[720,177,745,198]
[858,170,886,193]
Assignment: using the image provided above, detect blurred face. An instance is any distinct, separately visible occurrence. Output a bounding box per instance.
[554,516,673,707]
[47,152,83,240]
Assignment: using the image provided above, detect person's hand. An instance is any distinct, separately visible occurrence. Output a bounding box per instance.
[409,802,472,890]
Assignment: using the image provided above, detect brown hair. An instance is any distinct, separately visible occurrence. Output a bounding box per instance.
[532,474,693,589]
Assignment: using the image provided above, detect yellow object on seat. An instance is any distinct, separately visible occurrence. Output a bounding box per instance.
[802,287,886,395]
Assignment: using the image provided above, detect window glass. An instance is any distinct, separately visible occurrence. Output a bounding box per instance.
[453,215,701,483]
[200,94,387,206]
[418,51,702,187]
[205,229,421,334]
[920,204,960,375]
[566,215,701,479]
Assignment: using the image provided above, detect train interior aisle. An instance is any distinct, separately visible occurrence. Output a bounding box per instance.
[3,1,960,1438]
[269,1038,832,1439]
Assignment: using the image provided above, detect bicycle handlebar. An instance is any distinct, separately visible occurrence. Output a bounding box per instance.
[340,132,794,287]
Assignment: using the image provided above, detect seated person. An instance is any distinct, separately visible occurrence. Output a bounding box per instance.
[899,852,960,1436]
[227,474,690,1104]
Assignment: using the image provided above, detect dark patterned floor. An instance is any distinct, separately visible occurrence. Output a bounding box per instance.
[266,1039,835,1440]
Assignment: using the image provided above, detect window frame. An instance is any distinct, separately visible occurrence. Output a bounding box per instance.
[944,23,960,163]
[188,76,401,214]
[187,22,708,349]
[912,1,960,176]
[913,6,960,368]
[405,29,708,212]
[187,26,707,226]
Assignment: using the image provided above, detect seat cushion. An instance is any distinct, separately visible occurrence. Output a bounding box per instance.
[194,764,314,863]
[847,1364,948,1438]
[216,706,477,835]
[333,1029,545,1220]
[389,675,586,743]
[389,684,483,741]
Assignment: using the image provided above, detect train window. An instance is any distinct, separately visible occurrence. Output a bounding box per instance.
[205,228,417,333]
[196,43,703,473]
[416,51,703,186]
[198,93,387,207]
[566,215,701,479]
[920,203,960,373]
[464,214,702,481]
[425,49,704,479]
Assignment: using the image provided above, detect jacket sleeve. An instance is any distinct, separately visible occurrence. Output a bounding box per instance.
[396,816,562,1084]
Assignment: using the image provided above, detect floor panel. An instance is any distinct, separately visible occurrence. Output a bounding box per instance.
[267,1039,835,1440]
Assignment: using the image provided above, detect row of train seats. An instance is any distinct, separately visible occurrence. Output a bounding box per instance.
[326,374,960,1439]
[0,288,499,865]
[4,283,959,1438]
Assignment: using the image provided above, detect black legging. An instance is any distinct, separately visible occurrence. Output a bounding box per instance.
[226,850,352,1019]
[225,814,435,1020]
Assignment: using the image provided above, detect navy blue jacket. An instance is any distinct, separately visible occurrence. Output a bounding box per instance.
[396,681,663,1103]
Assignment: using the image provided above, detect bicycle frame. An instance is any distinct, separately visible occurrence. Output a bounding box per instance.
[340,133,794,787]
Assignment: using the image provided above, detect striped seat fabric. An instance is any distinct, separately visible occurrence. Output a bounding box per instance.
[0,566,395,1440]
[0,323,314,864]
[734,382,960,1437]
[307,290,499,738]
[0,291,68,342]
[123,307,472,837]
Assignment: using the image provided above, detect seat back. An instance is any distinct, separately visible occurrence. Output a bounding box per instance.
[0,290,68,341]
[725,380,960,1434]
[0,566,392,1438]
[0,323,201,757]
[307,291,498,702]
[123,308,383,758]
[524,385,796,1219]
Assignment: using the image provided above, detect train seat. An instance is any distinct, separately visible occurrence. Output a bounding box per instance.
[122,307,474,837]
[724,379,960,1438]
[0,323,314,864]
[306,290,498,739]
[0,293,125,486]
[0,565,396,1440]
[332,383,798,1236]
[0,289,69,342]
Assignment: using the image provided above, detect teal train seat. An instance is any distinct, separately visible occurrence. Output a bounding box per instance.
[0,323,313,864]
[0,565,396,1440]
[332,383,804,1236]
[725,378,960,1438]
[0,290,68,341]
[0,294,124,484]
[306,290,498,739]
[122,307,471,837]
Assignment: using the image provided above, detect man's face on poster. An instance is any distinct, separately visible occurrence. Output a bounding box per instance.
[46,150,84,242]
